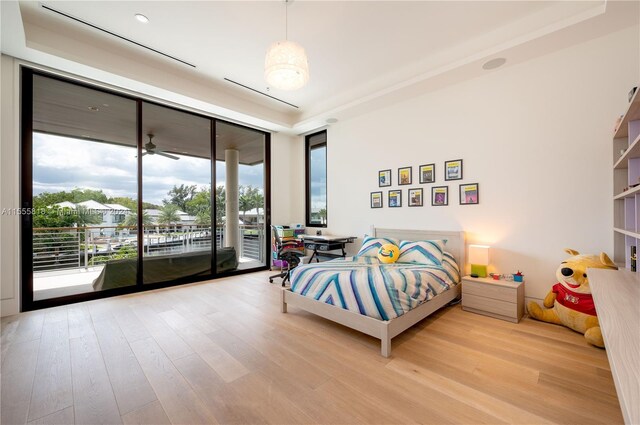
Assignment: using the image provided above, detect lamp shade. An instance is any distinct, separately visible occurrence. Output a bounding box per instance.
[265,40,310,90]
[468,245,490,265]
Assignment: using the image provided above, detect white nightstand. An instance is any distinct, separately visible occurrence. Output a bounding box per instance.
[461,275,525,323]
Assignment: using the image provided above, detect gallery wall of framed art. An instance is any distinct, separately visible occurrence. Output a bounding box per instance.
[371,160,480,208]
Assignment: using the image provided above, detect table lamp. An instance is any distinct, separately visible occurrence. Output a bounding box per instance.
[469,245,490,278]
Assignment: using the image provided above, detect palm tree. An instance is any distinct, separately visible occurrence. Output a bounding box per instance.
[123,210,152,227]
[74,205,102,227]
[159,204,181,231]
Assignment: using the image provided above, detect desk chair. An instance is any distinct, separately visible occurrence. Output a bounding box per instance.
[269,225,304,286]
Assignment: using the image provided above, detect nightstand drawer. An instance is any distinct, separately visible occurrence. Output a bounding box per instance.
[463,279,515,302]
[462,293,518,318]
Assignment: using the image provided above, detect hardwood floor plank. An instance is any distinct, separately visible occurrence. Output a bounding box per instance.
[28,318,73,422]
[1,339,40,425]
[121,401,170,425]
[11,312,44,344]
[111,308,150,344]
[173,353,266,425]
[27,406,74,425]
[129,337,216,424]
[92,319,157,415]
[69,335,122,425]
[174,325,249,383]
[387,357,551,424]
[67,305,94,339]
[132,305,193,361]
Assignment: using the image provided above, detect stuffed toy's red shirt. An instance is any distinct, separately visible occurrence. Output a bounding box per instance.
[552,283,597,316]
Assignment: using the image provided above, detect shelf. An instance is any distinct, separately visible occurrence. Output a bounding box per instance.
[614,88,640,139]
[614,228,640,238]
[614,133,640,169]
[614,185,640,199]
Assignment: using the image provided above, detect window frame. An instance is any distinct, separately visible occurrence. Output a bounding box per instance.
[305,130,328,228]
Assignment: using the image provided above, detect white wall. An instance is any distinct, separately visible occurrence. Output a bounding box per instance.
[313,26,639,301]
[1,55,20,316]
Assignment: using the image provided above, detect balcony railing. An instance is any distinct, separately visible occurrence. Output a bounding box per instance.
[32,224,265,272]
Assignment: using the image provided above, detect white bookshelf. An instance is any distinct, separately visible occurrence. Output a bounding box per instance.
[613,88,640,270]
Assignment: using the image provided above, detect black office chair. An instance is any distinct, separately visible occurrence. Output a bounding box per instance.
[269,225,304,286]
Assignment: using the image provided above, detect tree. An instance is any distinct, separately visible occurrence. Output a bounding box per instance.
[215,186,225,226]
[74,205,103,227]
[195,211,211,226]
[123,210,153,227]
[319,208,327,225]
[32,206,76,229]
[158,204,180,227]
[185,187,211,216]
[71,188,108,204]
[106,196,137,211]
[164,184,197,212]
[238,186,264,223]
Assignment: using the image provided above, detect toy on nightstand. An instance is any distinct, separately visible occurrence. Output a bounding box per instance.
[527,248,617,348]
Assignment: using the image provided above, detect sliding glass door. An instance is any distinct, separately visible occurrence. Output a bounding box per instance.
[215,121,268,272]
[21,69,270,310]
[142,102,213,284]
[29,73,139,301]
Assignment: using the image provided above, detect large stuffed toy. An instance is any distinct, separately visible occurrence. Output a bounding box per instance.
[527,249,617,348]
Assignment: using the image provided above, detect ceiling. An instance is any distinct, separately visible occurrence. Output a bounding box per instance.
[2,1,639,134]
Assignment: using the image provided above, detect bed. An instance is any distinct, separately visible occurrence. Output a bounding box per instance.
[280,228,466,357]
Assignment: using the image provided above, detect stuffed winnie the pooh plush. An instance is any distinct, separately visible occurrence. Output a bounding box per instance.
[527,249,617,348]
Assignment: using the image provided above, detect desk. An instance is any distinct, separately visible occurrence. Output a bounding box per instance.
[300,234,356,263]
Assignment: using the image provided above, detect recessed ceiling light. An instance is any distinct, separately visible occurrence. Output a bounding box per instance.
[482,58,506,70]
[135,13,149,23]
[87,106,100,112]
[326,118,338,124]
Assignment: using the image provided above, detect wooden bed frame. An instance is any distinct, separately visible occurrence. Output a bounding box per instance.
[280,228,466,357]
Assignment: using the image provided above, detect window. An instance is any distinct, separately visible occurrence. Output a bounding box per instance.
[305,131,327,227]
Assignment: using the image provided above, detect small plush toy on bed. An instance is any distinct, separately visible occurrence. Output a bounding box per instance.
[527,248,617,348]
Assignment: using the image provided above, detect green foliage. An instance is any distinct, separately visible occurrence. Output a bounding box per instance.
[106,197,136,211]
[123,210,153,227]
[74,205,103,226]
[164,184,197,212]
[89,244,137,265]
[185,187,211,216]
[238,185,264,222]
[32,206,76,228]
[158,204,180,225]
[215,185,225,226]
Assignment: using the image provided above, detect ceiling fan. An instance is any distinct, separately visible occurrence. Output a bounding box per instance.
[142,134,179,160]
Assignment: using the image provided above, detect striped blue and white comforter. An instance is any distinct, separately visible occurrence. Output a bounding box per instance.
[289,255,460,321]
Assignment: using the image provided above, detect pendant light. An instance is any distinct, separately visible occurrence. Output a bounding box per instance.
[264,0,309,90]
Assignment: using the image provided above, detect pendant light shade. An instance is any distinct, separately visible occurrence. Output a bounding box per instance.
[264,40,309,90]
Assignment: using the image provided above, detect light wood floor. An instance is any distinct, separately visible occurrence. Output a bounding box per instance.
[1,271,623,425]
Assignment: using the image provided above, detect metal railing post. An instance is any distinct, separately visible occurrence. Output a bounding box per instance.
[84,227,89,269]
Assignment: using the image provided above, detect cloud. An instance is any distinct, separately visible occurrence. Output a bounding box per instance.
[34,133,266,205]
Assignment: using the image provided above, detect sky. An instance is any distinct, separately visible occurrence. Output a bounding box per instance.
[310,145,327,210]
[33,133,265,205]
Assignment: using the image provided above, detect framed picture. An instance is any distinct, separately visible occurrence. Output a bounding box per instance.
[408,188,423,207]
[388,190,402,208]
[419,163,435,184]
[460,183,479,205]
[378,169,391,187]
[431,186,448,206]
[398,167,412,185]
[371,191,383,208]
[444,159,463,181]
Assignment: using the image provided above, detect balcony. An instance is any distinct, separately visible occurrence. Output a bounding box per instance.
[33,224,266,300]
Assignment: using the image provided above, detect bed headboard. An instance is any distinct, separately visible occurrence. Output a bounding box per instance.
[372,227,467,270]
